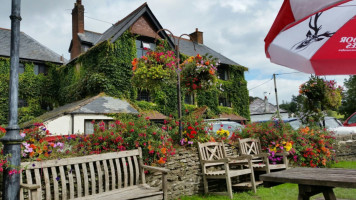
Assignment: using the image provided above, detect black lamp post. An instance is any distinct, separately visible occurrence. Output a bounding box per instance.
[1,0,24,199]
[155,29,196,139]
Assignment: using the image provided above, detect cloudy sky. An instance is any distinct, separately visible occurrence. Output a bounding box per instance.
[0,0,348,104]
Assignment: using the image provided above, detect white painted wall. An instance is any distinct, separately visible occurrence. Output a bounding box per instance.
[44,114,113,135]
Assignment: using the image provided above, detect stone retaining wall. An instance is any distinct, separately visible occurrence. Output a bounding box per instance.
[334,134,356,161]
[146,147,203,199]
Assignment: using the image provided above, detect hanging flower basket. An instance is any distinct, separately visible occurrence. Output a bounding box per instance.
[132,48,177,89]
[181,54,219,92]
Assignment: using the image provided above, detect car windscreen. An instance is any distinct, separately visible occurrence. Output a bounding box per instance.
[287,120,302,130]
[212,123,242,133]
[324,118,342,129]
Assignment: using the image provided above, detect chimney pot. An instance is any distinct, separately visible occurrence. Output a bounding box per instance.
[71,0,85,59]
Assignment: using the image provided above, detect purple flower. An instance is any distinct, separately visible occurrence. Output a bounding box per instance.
[188,141,193,145]
[20,133,26,138]
[56,176,60,181]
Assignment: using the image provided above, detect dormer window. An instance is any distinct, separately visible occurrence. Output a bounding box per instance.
[136,39,156,58]
[185,93,195,105]
[34,64,48,75]
[137,89,151,102]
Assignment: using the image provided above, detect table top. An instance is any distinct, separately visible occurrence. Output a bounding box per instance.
[260,168,356,188]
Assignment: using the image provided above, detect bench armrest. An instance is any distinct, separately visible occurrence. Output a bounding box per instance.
[254,153,270,158]
[142,165,170,174]
[20,183,40,190]
[276,151,289,156]
[21,183,40,200]
[228,155,252,161]
[201,158,229,164]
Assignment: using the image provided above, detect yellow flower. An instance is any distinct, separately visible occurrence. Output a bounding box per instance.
[269,147,276,153]
[284,142,292,152]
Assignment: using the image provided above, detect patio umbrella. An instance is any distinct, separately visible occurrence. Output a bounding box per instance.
[265,0,356,75]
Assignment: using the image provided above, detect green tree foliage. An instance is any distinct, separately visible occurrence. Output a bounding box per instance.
[339,75,356,119]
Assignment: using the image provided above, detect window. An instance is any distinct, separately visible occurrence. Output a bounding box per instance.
[218,67,229,80]
[348,114,356,124]
[137,90,151,102]
[18,99,27,108]
[185,94,195,105]
[19,63,25,74]
[136,39,156,58]
[84,119,115,134]
[219,96,231,107]
[34,64,47,75]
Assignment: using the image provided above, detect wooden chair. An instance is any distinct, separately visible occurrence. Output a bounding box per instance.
[237,138,289,174]
[197,142,256,199]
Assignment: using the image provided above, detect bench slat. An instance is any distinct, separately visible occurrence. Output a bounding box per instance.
[68,166,75,199]
[96,161,103,193]
[133,156,140,185]
[82,163,89,196]
[26,169,33,200]
[128,156,134,186]
[75,164,82,198]
[109,159,116,190]
[138,148,146,184]
[115,159,122,189]
[51,167,59,200]
[121,157,128,188]
[20,172,24,200]
[34,169,42,200]
[89,162,96,195]
[43,168,51,200]
[59,166,67,200]
[103,160,110,191]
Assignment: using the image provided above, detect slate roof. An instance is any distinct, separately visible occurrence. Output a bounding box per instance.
[0,28,65,64]
[249,97,287,115]
[174,37,240,66]
[21,93,138,128]
[78,30,102,45]
[93,3,174,48]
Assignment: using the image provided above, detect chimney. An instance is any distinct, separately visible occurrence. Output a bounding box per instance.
[71,0,85,59]
[264,96,269,113]
[189,28,203,44]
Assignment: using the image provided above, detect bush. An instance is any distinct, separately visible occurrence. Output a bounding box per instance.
[232,121,336,167]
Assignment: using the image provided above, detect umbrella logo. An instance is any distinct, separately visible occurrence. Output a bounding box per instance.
[292,12,335,51]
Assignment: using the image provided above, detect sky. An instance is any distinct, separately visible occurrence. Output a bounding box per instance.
[0,0,349,105]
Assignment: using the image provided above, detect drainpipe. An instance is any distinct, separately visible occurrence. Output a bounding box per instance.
[0,0,23,199]
[71,113,74,135]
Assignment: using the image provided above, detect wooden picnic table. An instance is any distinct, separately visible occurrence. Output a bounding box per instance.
[260,168,356,200]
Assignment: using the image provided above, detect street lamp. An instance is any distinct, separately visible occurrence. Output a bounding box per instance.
[155,29,196,139]
[1,0,24,199]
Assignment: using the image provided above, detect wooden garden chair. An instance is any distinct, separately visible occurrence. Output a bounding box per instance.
[197,142,256,199]
[237,138,289,174]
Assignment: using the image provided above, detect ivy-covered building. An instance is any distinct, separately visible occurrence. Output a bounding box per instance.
[0,27,65,125]
[59,1,250,124]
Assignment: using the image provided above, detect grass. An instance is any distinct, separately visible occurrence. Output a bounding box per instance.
[179,161,356,200]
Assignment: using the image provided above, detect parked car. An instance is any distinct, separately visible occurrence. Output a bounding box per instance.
[254,118,303,130]
[205,120,244,138]
[343,112,356,127]
[324,117,356,135]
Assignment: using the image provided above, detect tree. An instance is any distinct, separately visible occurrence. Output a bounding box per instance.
[299,76,343,124]
[339,75,356,119]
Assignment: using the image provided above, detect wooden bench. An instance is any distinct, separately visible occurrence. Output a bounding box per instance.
[238,138,288,174]
[198,142,256,199]
[20,148,169,200]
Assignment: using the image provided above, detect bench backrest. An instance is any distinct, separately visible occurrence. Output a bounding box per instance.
[198,142,227,168]
[238,138,262,156]
[20,149,145,200]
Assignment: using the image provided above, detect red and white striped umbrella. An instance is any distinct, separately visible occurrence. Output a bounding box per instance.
[265,0,356,75]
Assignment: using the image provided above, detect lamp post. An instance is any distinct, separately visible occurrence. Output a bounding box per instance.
[1,0,24,199]
[155,29,196,139]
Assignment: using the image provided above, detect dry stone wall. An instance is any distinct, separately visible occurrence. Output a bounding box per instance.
[146,147,203,199]
[334,134,356,161]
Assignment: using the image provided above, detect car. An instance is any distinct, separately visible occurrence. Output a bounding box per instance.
[343,112,356,127]
[254,118,303,130]
[205,120,244,138]
[324,117,356,135]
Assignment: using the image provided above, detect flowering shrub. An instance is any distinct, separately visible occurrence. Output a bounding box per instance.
[299,76,343,123]
[131,44,177,89]
[181,54,218,92]
[232,121,336,167]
